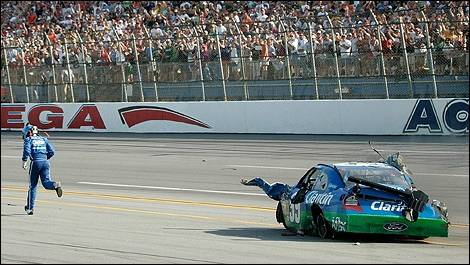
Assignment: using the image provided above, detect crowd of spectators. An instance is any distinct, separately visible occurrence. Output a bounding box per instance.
[1,1,469,86]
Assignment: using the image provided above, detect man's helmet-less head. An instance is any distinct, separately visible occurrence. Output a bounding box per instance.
[31,125,38,135]
[22,123,38,139]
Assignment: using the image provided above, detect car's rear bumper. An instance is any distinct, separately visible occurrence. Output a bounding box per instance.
[325,213,449,237]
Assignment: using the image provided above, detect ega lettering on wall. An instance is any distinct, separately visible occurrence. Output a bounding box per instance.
[1,104,106,130]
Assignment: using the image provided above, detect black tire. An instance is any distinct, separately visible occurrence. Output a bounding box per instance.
[316,213,334,239]
[276,202,288,229]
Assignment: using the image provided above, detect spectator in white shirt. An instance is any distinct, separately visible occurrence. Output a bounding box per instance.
[339,34,352,57]
[150,26,163,39]
[256,8,268,22]
[215,20,227,35]
[339,34,352,76]
[349,32,359,76]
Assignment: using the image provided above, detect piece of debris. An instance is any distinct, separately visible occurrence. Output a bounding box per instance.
[281,231,298,236]
[353,242,361,246]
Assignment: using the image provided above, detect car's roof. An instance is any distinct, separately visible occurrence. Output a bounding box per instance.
[333,162,396,170]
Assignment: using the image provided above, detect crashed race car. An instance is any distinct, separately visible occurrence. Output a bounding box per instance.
[241,144,449,240]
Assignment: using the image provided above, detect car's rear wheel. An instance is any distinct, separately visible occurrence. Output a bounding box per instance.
[276,202,288,229]
[316,213,334,239]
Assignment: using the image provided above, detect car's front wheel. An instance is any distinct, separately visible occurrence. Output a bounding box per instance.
[316,213,334,239]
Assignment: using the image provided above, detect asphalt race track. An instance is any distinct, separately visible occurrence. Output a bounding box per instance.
[1,132,469,263]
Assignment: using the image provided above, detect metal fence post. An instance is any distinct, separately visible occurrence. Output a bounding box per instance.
[326,15,342,99]
[143,26,159,101]
[45,33,58,102]
[131,34,144,102]
[216,33,227,101]
[64,38,75,102]
[421,11,438,98]
[307,22,319,100]
[19,43,30,103]
[2,46,14,103]
[398,17,413,97]
[233,20,248,100]
[117,42,128,102]
[371,11,390,99]
[112,26,128,102]
[279,20,293,99]
[76,32,90,102]
[194,29,206,101]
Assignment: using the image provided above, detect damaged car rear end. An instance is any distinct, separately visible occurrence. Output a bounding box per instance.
[242,149,450,240]
[329,163,449,238]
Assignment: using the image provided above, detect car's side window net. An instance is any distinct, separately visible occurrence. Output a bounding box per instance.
[314,172,329,191]
[306,169,323,190]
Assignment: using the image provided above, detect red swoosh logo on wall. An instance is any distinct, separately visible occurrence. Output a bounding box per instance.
[118,106,211,129]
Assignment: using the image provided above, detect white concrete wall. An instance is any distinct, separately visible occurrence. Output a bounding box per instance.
[1,99,468,135]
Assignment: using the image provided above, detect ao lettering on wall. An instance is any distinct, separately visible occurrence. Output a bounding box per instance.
[404,99,469,134]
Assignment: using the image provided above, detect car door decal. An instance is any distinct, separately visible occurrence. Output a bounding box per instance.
[288,203,301,224]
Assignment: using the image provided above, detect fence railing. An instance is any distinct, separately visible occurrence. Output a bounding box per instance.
[1,13,468,103]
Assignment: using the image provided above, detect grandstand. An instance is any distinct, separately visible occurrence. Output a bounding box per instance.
[1,1,468,103]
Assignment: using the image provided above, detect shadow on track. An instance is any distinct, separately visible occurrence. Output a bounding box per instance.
[205,227,431,244]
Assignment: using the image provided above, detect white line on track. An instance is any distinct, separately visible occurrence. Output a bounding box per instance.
[2,155,467,177]
[226,165,469,177]
[227,165,307,170]
[366,149,469,155]
[414,173,469,177]
[77,181,265,196]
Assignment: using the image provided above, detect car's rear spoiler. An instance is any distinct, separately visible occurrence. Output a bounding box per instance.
[348,176,429,221]
[348,176,411,197]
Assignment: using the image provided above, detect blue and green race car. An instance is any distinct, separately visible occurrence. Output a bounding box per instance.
[241,150,449,240]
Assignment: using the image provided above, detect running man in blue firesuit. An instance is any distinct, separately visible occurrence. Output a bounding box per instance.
[22,123,62,215]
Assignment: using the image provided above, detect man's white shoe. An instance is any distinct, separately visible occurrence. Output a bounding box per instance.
[24,206,33,215]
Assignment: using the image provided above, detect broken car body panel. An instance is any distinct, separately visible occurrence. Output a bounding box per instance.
[242,153,449,239]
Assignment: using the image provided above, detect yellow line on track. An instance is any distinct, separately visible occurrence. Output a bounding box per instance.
[421,240,467,247]
[5,186,469,229]
[449,223,469,228]
[1,195,280,227]
[3,186,469,246]
[1,185,276,212]
[2,193,466,247]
